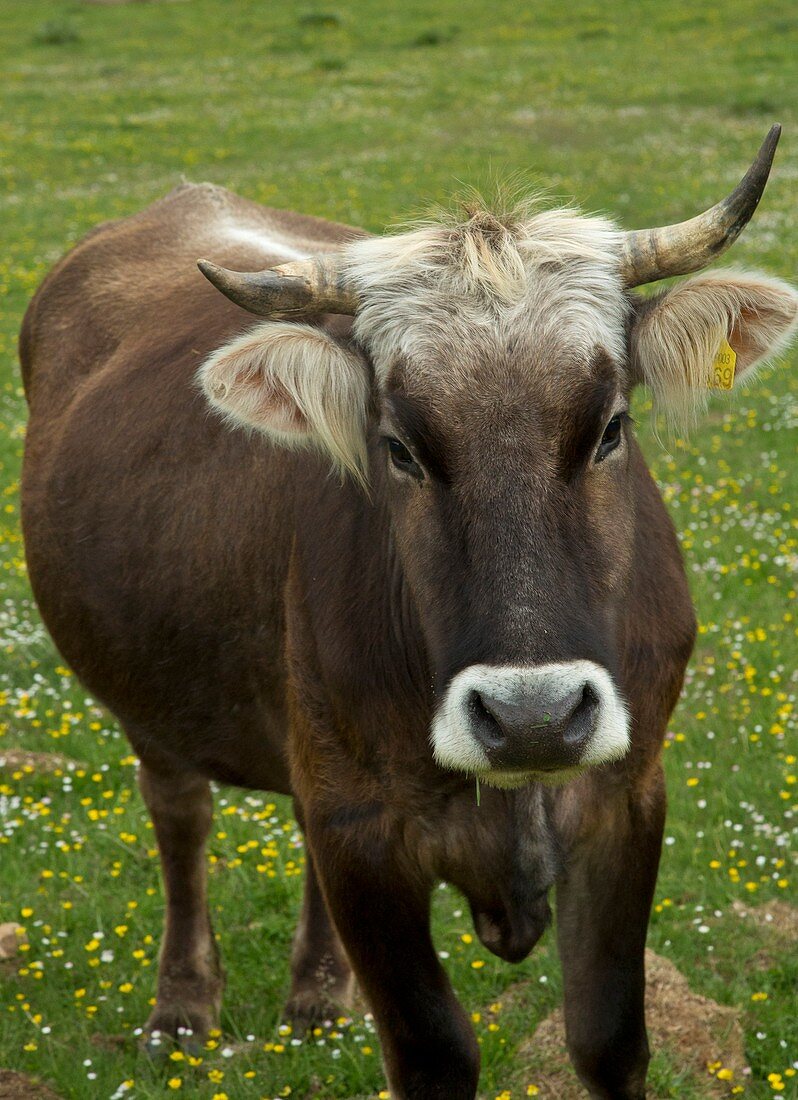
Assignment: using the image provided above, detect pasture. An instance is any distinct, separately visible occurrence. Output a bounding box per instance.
[0,0,796,1097]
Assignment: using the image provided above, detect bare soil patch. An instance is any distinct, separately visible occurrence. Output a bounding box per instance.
[731,899,798,942]
[501,950,747,1098]
[0,924,26,961]
[0,1070,62,1100]
[0,749,85,774]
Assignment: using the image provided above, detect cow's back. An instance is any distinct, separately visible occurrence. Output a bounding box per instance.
[20,182,360,410]
[20,184,361,789]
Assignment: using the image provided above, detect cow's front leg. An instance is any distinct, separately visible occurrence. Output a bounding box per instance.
[307,815,480,1100]
[138,759,224,1049]
[555,772,666,1099]
[284,840,353,1027]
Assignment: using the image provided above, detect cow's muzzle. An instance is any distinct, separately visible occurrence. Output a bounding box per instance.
[431,660,630,784]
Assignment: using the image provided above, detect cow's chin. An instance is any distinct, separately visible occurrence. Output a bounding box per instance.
[476,765,587,790]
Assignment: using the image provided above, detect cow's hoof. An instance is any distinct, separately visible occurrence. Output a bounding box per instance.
[282,978,356,1032]
[143,1004,217,1058]
[284,956,355,1032]
[282,990,339,1031]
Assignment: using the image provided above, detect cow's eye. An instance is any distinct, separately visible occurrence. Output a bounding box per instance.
[386,437,423,479]
[595,415,623,462]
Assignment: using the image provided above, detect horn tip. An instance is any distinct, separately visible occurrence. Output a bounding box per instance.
[760,123,782,164]
[197,258,233,294]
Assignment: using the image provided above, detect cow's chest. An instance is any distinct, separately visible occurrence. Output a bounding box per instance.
[411,784,563,963]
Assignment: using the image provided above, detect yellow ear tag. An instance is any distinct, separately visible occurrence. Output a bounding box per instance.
[710,338,736,390]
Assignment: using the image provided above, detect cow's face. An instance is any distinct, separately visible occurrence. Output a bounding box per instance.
[201,207,798,785]
[346,213,633,784]
[375,345,634,785]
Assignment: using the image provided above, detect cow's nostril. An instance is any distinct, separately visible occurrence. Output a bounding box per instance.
[467,690,506,750]
[563,683,600,745]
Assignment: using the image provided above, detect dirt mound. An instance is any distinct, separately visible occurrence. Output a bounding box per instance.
[0,924,27,961]
[0,749,85,775]
[508,950,747,1098]
[0,1070,62,1100]
[731,899,798,942]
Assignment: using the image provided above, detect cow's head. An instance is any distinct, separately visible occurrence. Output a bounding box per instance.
[199,128,798,787]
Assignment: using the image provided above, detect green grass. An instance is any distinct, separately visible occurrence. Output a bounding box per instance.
[0,1,796,1097]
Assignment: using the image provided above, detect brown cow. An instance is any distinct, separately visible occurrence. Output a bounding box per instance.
[20,128,798,1099]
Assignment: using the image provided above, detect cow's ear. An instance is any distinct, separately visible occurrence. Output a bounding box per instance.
[629,270,798,427]
[200,322,370,484]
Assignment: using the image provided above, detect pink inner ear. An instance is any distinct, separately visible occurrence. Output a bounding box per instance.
[234,369,309,435]
[728,313,768,369]
[728,297,798,372]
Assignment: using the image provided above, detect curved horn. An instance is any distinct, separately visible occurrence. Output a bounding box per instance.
[620,125,781,287]
[197,255,358,317]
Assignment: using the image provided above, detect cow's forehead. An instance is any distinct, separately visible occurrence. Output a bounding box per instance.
[344,206,629,394]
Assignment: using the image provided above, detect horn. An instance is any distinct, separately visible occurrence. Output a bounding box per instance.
[197,255,358,317]
[619,125,782,287]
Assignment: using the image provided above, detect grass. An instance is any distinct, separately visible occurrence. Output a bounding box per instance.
[0,0,796,1097]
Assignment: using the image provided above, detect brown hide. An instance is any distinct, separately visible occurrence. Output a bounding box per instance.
[20,184,696,1100]
[21,185,365,789]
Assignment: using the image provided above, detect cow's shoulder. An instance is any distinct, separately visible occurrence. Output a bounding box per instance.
[20,184,364,412]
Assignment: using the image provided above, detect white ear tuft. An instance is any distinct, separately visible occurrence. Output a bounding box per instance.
[631,269,798,429]
[199,322,369,484]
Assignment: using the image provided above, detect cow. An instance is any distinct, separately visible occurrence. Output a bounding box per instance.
[19,126,798,1099]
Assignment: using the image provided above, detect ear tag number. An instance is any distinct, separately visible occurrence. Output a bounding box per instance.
[710,339,737,390]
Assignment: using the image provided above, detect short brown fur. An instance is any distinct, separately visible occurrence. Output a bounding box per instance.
[22,182,761,1100]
